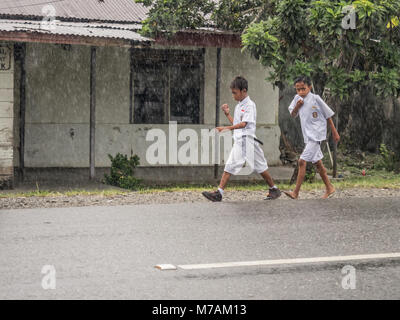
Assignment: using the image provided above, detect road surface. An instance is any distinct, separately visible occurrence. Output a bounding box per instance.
[1,197,399,299]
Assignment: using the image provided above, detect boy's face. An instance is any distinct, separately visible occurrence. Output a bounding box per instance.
[231,88,247,102]
[295,82,312,98]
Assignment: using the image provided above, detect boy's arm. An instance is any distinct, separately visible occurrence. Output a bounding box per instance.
[229,122,247,130]
[316,95,338,142]
[290,99,304,117]
[221,104,234,124]
[226,114,234,125]
[216,122,247,132]
[328,118,340,143]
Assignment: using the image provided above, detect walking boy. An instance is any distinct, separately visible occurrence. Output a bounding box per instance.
[202,76,281,202]
[284,76,340,200]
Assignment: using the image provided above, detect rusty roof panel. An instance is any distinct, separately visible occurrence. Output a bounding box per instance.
[0,0,149,23]
[0,19,152,42]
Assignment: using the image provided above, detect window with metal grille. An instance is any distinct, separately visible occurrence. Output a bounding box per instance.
[131,49,204,124]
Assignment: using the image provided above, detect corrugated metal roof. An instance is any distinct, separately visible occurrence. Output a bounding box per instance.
[0,19,152,42]
[0,0,149,23]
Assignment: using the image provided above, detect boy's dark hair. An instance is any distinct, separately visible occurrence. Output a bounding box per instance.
[294,75,312,86]
[230,76,248,91]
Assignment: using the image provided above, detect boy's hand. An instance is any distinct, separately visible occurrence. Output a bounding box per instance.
[296,99,304,108]
[328,118,340,143]
[290,98,304,117]
[333,131,340,143]
[221,104,230,115]
[216,127,226,132]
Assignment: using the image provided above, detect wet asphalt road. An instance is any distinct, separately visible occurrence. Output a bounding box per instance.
[1,197,399,299]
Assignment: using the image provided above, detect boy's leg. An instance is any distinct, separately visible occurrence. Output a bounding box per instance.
[260,170,275,188]
[285,141,325,200]
[219,171,231,190]
[260,170,282,200]
[250,140,281,200]
[284,159,306,199]
[202,139,244,202]
[315,160,335,199]
[202,171,231,202]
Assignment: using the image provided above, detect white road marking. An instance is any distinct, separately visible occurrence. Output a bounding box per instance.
[154,264,177,270]
[170,252,400,271]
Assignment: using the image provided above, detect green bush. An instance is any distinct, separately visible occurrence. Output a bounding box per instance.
[104,153,142,190]
[375,144,399,172]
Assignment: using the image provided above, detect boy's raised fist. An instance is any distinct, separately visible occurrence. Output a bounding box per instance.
[221,104,230,115]
[296,99,304,108]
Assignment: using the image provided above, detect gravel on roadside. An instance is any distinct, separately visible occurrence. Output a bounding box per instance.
[1,188,400,210]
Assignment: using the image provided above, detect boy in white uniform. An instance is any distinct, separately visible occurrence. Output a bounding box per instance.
[284,76,340,200]
[202,76,281,202]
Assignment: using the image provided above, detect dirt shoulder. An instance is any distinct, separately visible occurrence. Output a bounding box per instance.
[1,187,400,210]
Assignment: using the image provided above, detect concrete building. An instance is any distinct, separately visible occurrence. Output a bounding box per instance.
[0,0,281,187]
[0,43,13,188]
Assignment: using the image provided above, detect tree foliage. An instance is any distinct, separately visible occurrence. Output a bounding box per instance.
[135,0,265,36]
[137,0,400,101]
[244,0,400,101]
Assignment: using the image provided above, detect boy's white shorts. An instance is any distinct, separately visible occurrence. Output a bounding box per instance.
[224,137,268,175]
[300,141,323,164]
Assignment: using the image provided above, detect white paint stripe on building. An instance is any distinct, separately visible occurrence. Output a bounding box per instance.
[155,252,400,271]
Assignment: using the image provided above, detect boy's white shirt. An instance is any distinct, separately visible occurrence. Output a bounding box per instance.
[288,92,335,144]
[232,96,257,141]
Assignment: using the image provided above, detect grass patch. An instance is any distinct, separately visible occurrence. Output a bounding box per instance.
[1,170,399,199]
[135,175,400,194]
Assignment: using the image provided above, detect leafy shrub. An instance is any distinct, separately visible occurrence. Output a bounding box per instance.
[375,144,399,172]
[104,153,142,190]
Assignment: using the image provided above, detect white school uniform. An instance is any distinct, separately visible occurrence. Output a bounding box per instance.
[224,96,269,175]
[288,92,335,163]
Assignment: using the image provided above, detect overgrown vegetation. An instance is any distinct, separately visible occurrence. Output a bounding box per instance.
[103,153,142,190]
[323,144,400,176]
[137,0,400,99]
[137,0,400,156]
[375,143,399,172]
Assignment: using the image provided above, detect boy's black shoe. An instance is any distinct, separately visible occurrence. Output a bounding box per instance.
[202,190,222,202]
[264,188,281,200]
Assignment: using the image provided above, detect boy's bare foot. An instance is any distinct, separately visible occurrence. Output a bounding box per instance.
[283,191,298,200]
[322,187,335,199]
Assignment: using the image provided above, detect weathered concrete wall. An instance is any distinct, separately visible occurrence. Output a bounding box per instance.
[17,43,281,180]
[219,48,279,126]
[22,166,293,184]
[0,43,14,188]
[96,46,130,124]
[23,43,90,168]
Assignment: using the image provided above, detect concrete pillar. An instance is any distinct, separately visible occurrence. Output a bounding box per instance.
[0,43,14,189]
[89,46,96,180]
